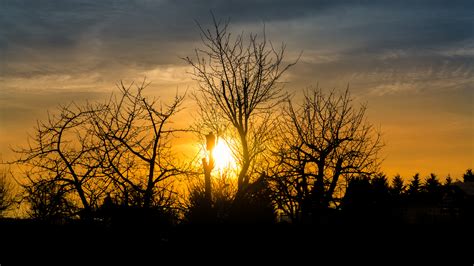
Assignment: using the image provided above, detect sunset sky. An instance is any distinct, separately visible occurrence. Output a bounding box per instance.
[1,0,473,179]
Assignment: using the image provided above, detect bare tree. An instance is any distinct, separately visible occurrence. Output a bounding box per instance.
[91,81,185,210]
[13,103,105,218]
[184,16,297,195]
[0,168,15,217]
[24,179,76,221]
[271,88,383,222]
[13,81,185,221]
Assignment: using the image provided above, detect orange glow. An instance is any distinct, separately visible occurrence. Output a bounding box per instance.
[212,139,237,173]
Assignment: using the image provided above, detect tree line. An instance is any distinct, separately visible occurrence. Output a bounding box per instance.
[1,17,472,225]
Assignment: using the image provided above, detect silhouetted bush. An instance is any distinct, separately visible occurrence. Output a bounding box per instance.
[341,175,385,222]
[185,187,219,224]
[25,180,77,222]
[463,169,474,182]
[185,174,275,224]
[227,177,276,224]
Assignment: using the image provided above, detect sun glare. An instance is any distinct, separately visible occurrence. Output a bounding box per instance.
[212,139,236,172]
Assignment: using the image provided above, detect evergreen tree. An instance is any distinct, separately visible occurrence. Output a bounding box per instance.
[371,173,391,204]
[407,173,421,197]
[390,174,405,197]
[424,173,441,193]
[444,175,453,186]
[463,169,474,182]
[341,175,373,221]
[424,173,442,203]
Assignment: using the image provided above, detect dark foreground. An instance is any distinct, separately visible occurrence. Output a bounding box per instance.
[1,219,473,264]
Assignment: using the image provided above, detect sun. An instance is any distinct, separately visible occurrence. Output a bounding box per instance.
[212,139,236,172]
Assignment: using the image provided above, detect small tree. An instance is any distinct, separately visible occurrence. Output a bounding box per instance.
[371,173,390,203]
[272,88,383,221]
[184,172,235,224]
[340,175,373,219]
[24,180,75,221]
[390,174,405,197]
[424,173,441,193]
[0,169,15,217]
[423,173,443,204]
[407,173,421,197]
[444,175,452,186]
[463,169,474,183]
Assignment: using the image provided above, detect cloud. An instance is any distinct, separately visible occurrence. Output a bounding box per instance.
[1,0,473,175]
[1,0,472,83]
[140,65,193,84]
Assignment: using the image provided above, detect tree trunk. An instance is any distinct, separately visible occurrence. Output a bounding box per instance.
[75,183,91,218]
[237,128,250,193]
[311,160,326,210]
[203,157,213,205]
[143,178,154,209]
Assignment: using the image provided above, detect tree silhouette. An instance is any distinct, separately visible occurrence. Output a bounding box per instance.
[271,88,383,222]
[424,173,442,203]
[90,81,185,211]
[460,169,474,222]
[407,173,421,197]
[13,103,105,218]
[0,168,15,217]
[24,179,75,221]
[184,170,275,224]
[463,169,474,182]
[12,82,185,224]
[371,173,391,206]
[228,175,276,224]
[424,173,441,192]
[390,174,405,197]
[340,175,373,222]
[444,175,452,186]
[184,15,297,197]
[184,172,234,223]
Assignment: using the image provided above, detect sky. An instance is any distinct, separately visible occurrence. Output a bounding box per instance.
[0,0,473,179]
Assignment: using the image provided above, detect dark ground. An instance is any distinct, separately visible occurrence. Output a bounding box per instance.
[1,219,472,264]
